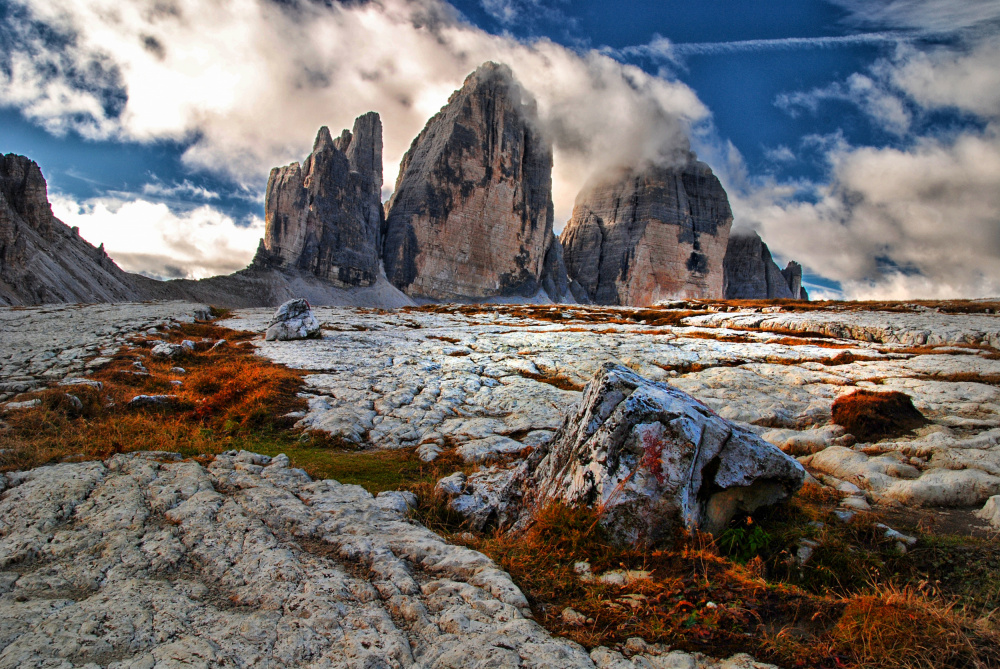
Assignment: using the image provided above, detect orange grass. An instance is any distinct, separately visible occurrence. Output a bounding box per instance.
[832,390,929,442]
[0,322,309,472]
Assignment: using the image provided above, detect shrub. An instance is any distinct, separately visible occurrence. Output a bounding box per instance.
[832,390,928,442]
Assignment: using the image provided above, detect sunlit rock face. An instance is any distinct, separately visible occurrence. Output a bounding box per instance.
[382,62,562,301]
[559,160,733,306]
[258,112,384,288]
[723,227,808,300]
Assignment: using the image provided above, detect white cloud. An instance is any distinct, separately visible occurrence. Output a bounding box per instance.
[1,0,707,227]
[830,0,1000,33]
[50,194,263,280]
[141,180,220,201]
[776,72,912,135]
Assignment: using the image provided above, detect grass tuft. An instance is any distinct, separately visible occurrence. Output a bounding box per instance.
[832,390,929,442]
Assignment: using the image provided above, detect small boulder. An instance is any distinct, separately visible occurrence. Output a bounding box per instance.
[525,363,805,544]
[976,495,1000,529]
[150,340,195,359]
[265,299,321,342]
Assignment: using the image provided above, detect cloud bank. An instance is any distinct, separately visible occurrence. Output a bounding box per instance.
[50,195,264,280]
[726,32,1000,299]
[1,0,706,228]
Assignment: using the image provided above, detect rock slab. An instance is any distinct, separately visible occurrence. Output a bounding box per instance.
[383,62,565,301]
[560,162,733,306]
[526,363,806,543]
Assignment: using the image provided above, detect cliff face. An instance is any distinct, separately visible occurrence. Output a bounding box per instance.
[559,161,733,306]
[723,228,808,300]
[257,112,384,288]
[382,62,564,301]
[0,154,143,306]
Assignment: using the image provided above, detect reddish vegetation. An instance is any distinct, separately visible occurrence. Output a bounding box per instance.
[832,390,929,442]
[0,322,310,472]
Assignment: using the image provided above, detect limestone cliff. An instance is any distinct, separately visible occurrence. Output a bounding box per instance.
[382,62,565,301]
[559,160,733,306]
[723,228,808,300]
[256,112,384,288]
[0,153,143,306]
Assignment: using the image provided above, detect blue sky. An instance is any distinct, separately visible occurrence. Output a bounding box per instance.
[1,0,998,297]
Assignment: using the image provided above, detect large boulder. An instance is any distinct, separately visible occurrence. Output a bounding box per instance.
[525,363,805,544]
[723,227,808,300]
[559,161,733,306]
[254,113,385,288]
[264,298,321,341]
[382,62,565,301]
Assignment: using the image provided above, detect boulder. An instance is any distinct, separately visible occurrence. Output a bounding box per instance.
[559,161,733,306]
[254,113,385,288]
[383,62,565,301]
[264,299,321,341]
[525,363,805,544]
[976,495,1000,529]
[723,227,808,300]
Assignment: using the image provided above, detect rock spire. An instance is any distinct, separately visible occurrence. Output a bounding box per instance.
[256,112,384,288]
[382,62,565,301]
[559,160,733,306]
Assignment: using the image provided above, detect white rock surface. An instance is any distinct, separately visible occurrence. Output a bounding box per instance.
[0,450,774,668]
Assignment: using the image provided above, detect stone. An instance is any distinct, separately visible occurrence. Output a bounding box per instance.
[560,160,733,306]
[443,466,523,531]
[722,227,806,300]
[264,298,321,341]
[383,62,564,301]
[127,394,179,408]
[525,363,805,543]
[150,340,195,359]
[254,113,385,287]
[975,495,1000,529]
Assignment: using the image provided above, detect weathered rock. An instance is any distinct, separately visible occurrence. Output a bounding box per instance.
[723,227,807,300]
[0,154,145,306]
[525,363,805,543]
[255,113,385,287]
[264,298,321,341]
[150,340,195,359]
[560,161,733,306]
[383,62,562,301]
[976,495,1000,529]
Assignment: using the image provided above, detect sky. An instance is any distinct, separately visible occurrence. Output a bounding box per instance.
[1,0,998,298]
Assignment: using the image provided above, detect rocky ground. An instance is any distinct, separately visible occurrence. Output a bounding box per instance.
[2,299,1000,667]
[219,303,1000,519]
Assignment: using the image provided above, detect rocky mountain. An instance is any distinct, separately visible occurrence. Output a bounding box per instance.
[0,153,145,306]
[382,62,568,302]
[254,112,384,288]
[559,160,733,307]
[723,227,808,300]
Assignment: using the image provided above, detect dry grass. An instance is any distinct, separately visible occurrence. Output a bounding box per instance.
[0,322,308,471]
[832,390,929,442]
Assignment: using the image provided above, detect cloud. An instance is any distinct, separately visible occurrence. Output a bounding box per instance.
[720,33,1000,300]
[776,72,912,135]
[49,194,263,280]
[1,0,707,226]
[141,179,220,201]
[830,0,1000,33]
[620,31,909,65]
